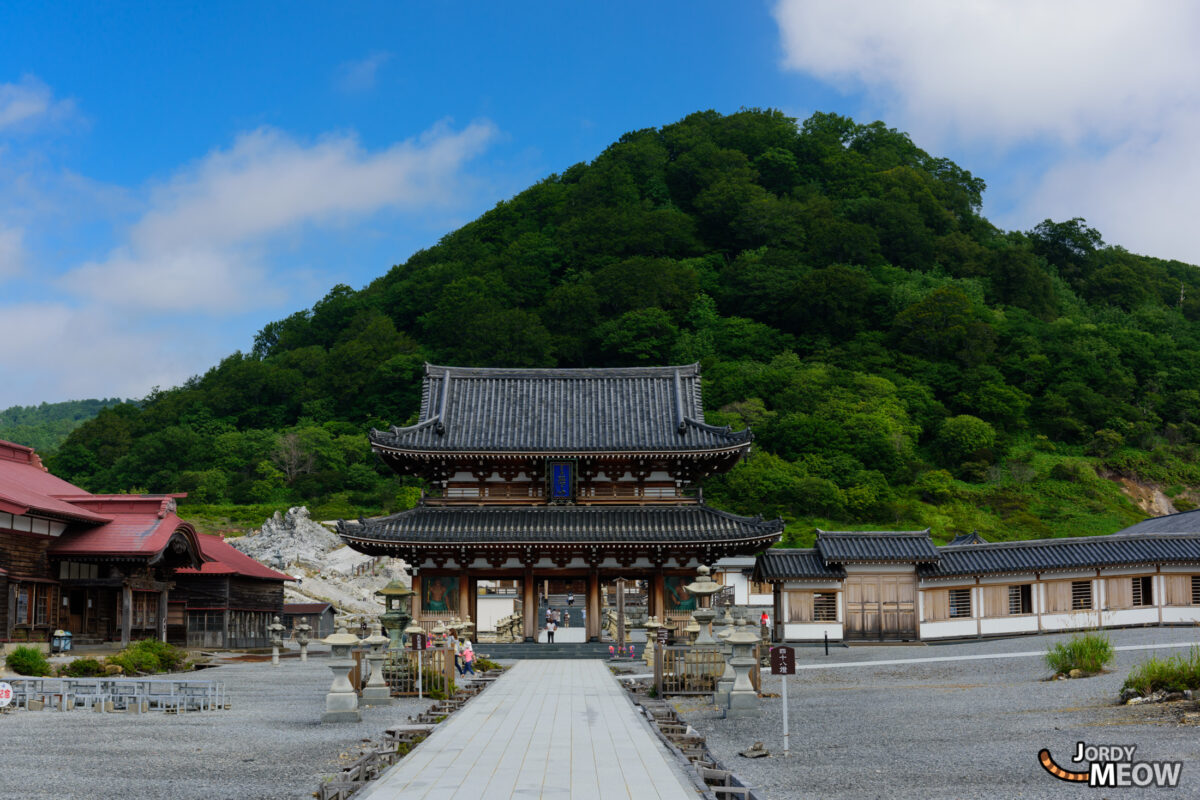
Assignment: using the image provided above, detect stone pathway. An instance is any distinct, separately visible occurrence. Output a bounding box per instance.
[356,660,699,799]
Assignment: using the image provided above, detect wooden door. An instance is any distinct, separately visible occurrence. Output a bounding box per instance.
[845,574,917,640]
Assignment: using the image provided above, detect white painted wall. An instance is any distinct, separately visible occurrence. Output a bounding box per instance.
[980,616,1038,635]
[919,619,977,639]
[783,622,842,640]
[1163,607,1200,623]
[475,596,516,632]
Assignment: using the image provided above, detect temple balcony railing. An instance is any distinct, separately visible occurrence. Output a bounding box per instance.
[428,482,698,505]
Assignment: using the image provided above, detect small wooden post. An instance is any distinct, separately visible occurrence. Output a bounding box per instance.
[120,585,132,647]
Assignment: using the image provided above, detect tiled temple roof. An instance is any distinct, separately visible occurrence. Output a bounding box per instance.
[920,533,1200,577]
[369,364,752,454]
[815,530,940,564]
[338,503,783,547]
[755,549,845,581]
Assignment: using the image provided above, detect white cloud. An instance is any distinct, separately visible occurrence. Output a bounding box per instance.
[773,1,1200,264]
[0,303,201,406]
[0,76,75,132]
[1015,116,1200,264]
[772,0,1200,146]
[0,226,24,278]
[61,120,497,312]
[335,52,392,93]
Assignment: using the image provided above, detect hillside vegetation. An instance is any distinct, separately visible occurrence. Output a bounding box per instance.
[0,399,122,454]
[47,109,1200,544]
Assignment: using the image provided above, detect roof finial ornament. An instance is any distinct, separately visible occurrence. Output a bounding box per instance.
[673,369,687,434]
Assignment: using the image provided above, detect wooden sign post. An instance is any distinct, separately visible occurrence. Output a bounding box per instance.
[411,632,427,699]
[770,645,796,756]
[655,626,668,698]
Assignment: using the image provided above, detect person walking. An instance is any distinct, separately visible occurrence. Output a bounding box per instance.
[461,640,476,675]
[567,590,575,608]
[546,618,556,643]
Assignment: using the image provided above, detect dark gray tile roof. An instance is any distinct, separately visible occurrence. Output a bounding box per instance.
[337,503,784,546]
[1114,510,1200,535]
[816,530,939,563]
[921,533,1200,577]
[947,531,989,546]
[755,549,845,581]
[369,363,752,453]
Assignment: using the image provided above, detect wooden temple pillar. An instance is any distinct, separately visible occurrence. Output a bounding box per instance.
[651,565,665,619]
[467,577,478,630]
[410,573,422,624]
[458,577,471,622]
[120,584,132,647]
[586,568,600,642]
[158,590,169,642]
[522,566,536,642]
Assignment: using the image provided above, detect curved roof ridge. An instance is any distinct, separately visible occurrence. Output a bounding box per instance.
[424,362,702,379]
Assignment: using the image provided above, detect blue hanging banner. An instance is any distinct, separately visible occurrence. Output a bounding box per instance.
[550,461,573,501]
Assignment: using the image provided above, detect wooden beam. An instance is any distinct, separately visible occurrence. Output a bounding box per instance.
[522,567,535,643]
[586,568,600,642]
[120,584,132,647]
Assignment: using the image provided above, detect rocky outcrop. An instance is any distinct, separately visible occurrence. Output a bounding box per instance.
[230,507,342,571]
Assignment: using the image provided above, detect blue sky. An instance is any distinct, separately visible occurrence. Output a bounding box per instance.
[1,1,1197,408]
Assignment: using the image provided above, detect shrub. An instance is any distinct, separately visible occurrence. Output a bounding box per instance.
[5,645,51,676]
[474,656,502,672]
[106,638,190,675]
[59,656,106,677]
[1122,646,1200,696]
[1046,631,1114,675]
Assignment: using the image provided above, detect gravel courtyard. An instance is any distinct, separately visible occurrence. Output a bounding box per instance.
[677,626,1200,800]
[0,656,431,800]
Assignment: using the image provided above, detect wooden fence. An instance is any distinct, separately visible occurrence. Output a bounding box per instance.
[380,648,458,697]
[655,644,761,697]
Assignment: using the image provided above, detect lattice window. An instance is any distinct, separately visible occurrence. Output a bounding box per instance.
[813,593,837,621]
[1071,580,1092,610]
[1192,576,1200,605]
[949,588,972,618]
[1132,576,1153,606]
[1008,584,1032,615]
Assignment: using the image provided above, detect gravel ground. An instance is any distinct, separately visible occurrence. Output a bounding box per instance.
[0,655,435,800]
[675,627,1200,800]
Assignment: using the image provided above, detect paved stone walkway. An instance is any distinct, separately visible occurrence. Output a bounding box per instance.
[357,660,699,799]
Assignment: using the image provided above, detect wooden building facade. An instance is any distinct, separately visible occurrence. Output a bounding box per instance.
[0,439,286,650]
[339,364,784,641]
[756,524,1200,643]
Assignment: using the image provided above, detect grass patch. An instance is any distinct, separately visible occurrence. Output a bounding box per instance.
[1123,646,1200,696]
[5,645,51,676]
[58,656,106,677]
[1046,631,1114,675]
[106,638,191,675]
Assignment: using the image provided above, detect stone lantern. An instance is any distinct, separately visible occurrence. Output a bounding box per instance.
[431,620,447,648]
[715,624,735,707]
[320,626,362,723]
[725,617,761,717]
[294,616,313,662]
[403,619,428,700]
[267,615,286,666]
[683,565,723,648]
[375,580,415,649]
[642,615,662,669]
[458,615,475,641]
[360,621,393,706]
[683,618,701,641]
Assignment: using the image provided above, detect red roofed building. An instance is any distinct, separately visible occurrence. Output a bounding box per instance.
[0,439,287,650]
[172,534,291,649]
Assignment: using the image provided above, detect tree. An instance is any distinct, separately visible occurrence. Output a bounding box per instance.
[271,432,314,485]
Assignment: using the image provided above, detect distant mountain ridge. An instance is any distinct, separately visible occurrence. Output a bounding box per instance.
[45,109,1200,544]
[0,398,123,454]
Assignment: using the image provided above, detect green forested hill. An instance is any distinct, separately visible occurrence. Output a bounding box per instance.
[47,110,1200,543]
[0,398,123,454]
